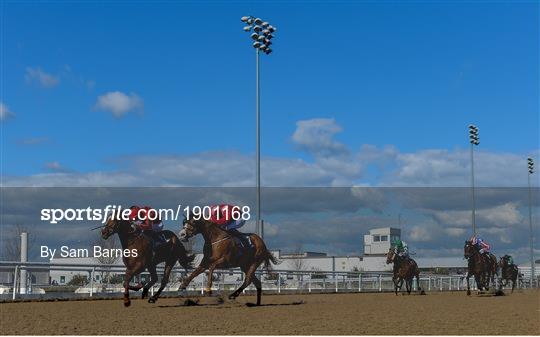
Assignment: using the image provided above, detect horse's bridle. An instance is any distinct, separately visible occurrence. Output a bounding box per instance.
[181,218,231,246]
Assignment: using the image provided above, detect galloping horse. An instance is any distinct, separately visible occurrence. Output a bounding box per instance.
[178,216,279,306]
[498,255,518,293]
[386,248,422,295]
[463,240,497,295]
[101,216,194,306]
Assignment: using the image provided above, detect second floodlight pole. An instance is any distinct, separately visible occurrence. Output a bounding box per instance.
[470,141,476,235]
[256,47,262,239]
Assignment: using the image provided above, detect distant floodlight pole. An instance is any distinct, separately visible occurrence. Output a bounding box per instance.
[468,124,480,235]
[527,157,535,286]
[241,16,276,239]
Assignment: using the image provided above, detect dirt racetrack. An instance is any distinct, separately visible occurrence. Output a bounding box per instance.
[1,290,539,335]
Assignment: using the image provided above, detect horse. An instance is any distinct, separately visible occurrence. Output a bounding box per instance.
[178,216,279,306]
[498,255,518,293]
[101,216,194,307]
[463,240,497,295]
[386,248,422,295]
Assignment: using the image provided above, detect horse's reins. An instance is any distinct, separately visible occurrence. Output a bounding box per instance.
[90,224,106,231]
[211,236,231,246]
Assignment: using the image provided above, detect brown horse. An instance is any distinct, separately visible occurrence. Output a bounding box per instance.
[178,216,279,306]
[101,216,194,306]
[463,240,497,295]
[386,248,422,295]
[498,255,518,293]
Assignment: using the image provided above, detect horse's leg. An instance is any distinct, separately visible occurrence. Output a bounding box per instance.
[392,276,399,296]
[229,264,256,300]
[466,272,471,296]
[141,264,158,299]
[123,270,135,307]
[204,257,226,296]
[416,272,422,293]
[179,265,206,292]
[474,273,483,293]
[406,278,412,295]
[149,261,173,303]
[397,278,404,295]
[251,273,262,306]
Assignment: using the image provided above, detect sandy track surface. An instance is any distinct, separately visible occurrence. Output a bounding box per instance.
[1,291,538,335]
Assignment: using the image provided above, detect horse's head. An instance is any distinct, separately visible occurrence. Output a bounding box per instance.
[178,215,202,241]
[386,247,396,264]
[499,255,510,268]
[101,215,130,240]
[463,240,476,259]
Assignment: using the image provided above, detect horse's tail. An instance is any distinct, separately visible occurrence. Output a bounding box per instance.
[263,249,281,272]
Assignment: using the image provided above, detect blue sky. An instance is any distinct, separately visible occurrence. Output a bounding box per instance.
[1,1,538,180]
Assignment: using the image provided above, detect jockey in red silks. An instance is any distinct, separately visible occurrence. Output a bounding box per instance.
[209,204,249,247]
[129,205,165,248]
[469,235,491,254]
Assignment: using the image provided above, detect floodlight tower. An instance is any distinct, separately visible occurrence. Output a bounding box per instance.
[468,124,480,235]
[527,157,535,286]
[241,16,276,239]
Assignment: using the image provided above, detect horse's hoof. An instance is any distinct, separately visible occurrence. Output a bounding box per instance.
[467,290,471,296]
[124,300,131,307]
[228,294,237,300]
[148,297,156,303]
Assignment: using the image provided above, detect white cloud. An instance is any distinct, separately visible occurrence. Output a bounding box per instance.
[0,102,15,121]
[25,67,60,88]
[292,118,348,156]
[382,148,538,187]
[94,91,143,118]
[409,225,434,242]
[431,202,523,229]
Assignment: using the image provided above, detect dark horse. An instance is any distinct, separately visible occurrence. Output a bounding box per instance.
[101,216,194,306]
[498,255,518,293]
[386,248,422,295]
[178,216,279,306]
[463,240,497,295]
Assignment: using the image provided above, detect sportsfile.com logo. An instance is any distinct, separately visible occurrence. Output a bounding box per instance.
[40,205,252,224]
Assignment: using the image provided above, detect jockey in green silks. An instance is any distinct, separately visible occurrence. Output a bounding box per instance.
[393,238,409,258]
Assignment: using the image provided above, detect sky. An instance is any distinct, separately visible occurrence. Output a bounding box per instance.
[1,1,539,262]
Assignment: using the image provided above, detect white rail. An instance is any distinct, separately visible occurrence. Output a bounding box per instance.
[1,261,534,300]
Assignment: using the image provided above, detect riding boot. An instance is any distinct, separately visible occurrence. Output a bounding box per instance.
[229,229,250,248]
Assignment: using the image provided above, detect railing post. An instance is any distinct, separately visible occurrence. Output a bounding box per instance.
[358,273,362,292]
[439,277,443,291]
[308,273,311,293]
[12,265,19,300]
[277,272,281,294]
[428,277,431,291]
[378,274,382,292]
[334,273,338,293]
[201,274,205,295]
[89,268,95,297]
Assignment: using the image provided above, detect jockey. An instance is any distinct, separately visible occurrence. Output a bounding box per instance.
[129,205,165,249]
[469,235,490,255]
[210,204,249,247]
[392,238,409,258]
[504,255,514,265]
